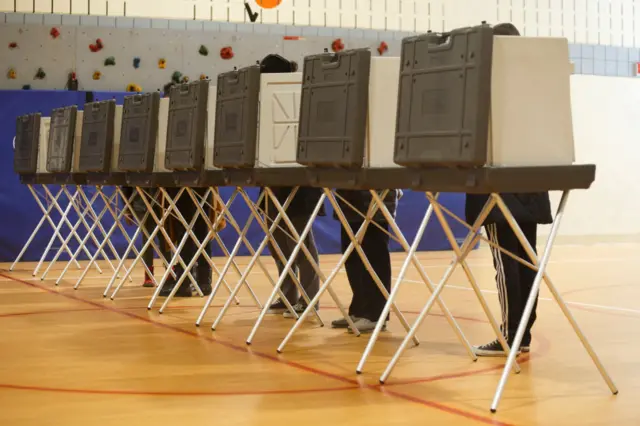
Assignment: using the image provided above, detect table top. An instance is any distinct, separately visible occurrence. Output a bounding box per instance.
[18,164,596,194]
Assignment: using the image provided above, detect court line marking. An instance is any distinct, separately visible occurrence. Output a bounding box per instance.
[0,272,514,426]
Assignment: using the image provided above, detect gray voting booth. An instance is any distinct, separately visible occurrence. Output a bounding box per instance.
[118,92,160,173]
[14,113,41,174]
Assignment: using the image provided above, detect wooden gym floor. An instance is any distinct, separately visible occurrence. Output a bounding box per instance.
[0,243,638,425]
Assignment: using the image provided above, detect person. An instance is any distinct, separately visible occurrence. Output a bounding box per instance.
[122,186,171,287]
[466,22,553,356]
[331,189,402,333]
[255,53,324,318]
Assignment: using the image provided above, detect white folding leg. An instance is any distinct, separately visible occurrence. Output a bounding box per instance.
[10,185,81,271]
[72,186,157,290]
[157,187,250,313]
[207,188,303,330]
[245,188,329,345]
[355,191,478,374]
[51,188,120,285]
[33,186,92,277]
[41,188,105,281]
[279,189,395,352]
[195,189,267,326]
[379,196,497,384]
[102,187,177,298]
[114,187,200,301]
[41,185,102,273]
[490,192,617,412]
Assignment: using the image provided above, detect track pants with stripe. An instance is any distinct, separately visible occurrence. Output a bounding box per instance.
[485,222,538,346]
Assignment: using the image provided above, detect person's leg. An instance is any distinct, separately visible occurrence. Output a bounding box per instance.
[331,220,365,328]
[160,191,194,297]
[348,222,391,333]
[282,215,320,318]
[265,207,298,313]
[192,189,213,295]
[475,222,526,356]
[516,222,539,351]
[140,206,155,287]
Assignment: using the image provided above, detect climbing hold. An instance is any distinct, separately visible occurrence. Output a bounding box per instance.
[126,83,142,92]
[171,71,183,84]
[181,76,190,83]
[96,38,104,49]
[92,71,102,80]
[89,38,104,52]
[104,56,116,66]
[22,84,31,90]
[34,67,46,80]
[199,45,209,56]
[199,74,208,81]
[377,41,389,56]
[158,58,167,69]
[7,68,16,79]
[133,57,141,69]
[50,27,60,39]
[331,38,345,53]
[66,71,78,91]
[8,42,17,49]
[220,46,234,60]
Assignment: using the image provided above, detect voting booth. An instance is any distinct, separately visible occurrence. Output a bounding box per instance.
[47,106,83,173]
[14,113,41,174]
[118,92,160,173]
[78,100,123,173]
[394,25,575,168]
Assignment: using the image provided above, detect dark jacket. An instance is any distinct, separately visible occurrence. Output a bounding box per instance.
[334,189,401,224]
[465,192,552,226]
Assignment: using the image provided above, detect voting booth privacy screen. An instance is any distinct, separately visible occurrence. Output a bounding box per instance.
[0,89,469,262]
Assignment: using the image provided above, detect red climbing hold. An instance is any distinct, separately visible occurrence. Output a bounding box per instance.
[50,27,60,39]
[331,38,345,52]
[8,42,17,49]
[377,41,389,55]
[220,46,234,60]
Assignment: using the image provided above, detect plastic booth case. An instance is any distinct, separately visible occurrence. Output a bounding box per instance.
[47,105,83,174]
[394,24,575,168]
[14,113,41,174]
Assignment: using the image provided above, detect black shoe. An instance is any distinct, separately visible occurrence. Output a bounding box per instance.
[173,283,193,298]
[474,339,529,357]
[267,299,288,314]
[282,302,319,318]
[200,284,213,296]
[159,280,175,297]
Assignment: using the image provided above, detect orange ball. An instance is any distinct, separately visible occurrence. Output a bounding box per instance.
[255,0,282,9]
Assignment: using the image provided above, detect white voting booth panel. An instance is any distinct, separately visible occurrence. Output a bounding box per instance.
[36,117,51,174]
[71,111,84,173]
[155,98,170,172]
[257,58,401,169]
[205,85,218,170]
[488,36,575,167]
[110,106,123,171]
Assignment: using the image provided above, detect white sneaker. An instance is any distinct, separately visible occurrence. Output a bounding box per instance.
[347,317,387,334]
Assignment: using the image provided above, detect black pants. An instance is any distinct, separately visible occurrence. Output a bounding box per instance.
[485,222,538,345]
[340,220,391,322]
[130,189,171,271]
[171,189,212,288]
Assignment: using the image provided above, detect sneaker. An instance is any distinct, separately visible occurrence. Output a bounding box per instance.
[159,281,193,298]
[267,299,288,314]
[474,339,527,357]
[142,267,155,288]
[331,315,359,329]
[200,284,213,296]
[283,302,318,319]
[347,317,387,334]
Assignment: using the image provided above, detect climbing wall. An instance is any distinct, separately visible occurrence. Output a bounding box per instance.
[0,20,404,92]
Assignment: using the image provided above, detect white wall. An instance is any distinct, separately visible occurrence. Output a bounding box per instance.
[2,0,640,47]
[540,75,640,240]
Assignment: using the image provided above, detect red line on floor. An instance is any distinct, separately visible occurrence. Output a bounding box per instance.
[0,272,514,425]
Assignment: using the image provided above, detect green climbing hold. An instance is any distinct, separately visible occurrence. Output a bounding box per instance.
[199,45,209,56]
[171,71,183,84]
[34,67,46,80]
[104,56,116,66]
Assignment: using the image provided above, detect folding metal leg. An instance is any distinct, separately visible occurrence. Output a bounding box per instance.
[71,186,157,290]
[245,188,330,345]
[279,191,398,352]
[10,185,81,271]
[206,188,305,330]
[40,185,102,274]
[41,188,105,281]
[51,187,122,285]
[490,191,617,412]
[195,189,268,326]
[355,191,478,374]
[112,187,200,301]
[379,196,498,384]
[157,187,253,313]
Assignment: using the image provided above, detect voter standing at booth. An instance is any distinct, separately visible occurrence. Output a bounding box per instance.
[257,54,325,317]
[466,22,553,356]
